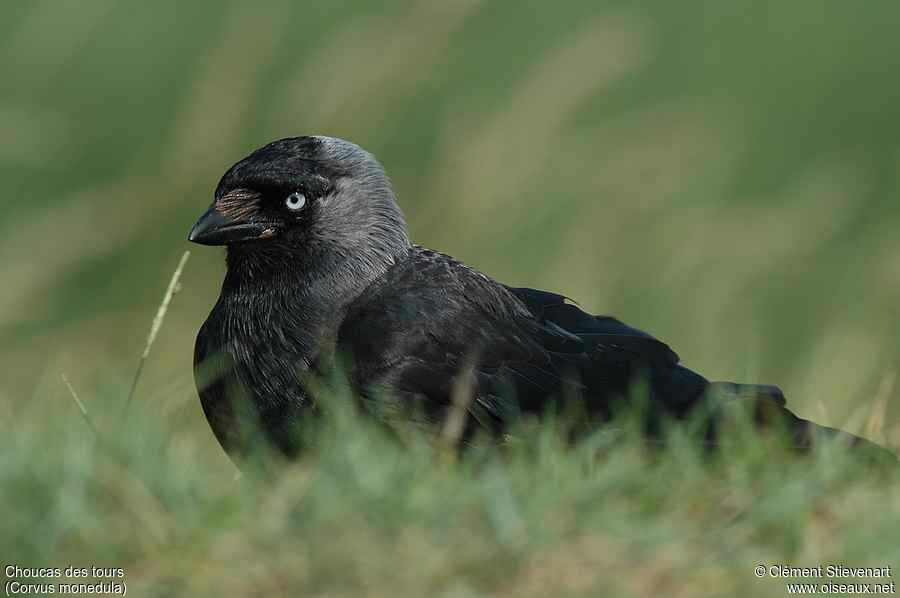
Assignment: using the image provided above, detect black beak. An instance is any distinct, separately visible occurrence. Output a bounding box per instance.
[188,206,275,246]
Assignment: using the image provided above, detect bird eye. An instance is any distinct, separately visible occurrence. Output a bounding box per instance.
[285,192,306,211]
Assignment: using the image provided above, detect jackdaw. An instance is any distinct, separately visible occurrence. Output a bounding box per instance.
[188,136,894,463]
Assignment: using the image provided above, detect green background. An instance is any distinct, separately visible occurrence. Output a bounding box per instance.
[3,2,900,595]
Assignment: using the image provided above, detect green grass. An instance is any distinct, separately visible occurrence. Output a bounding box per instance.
[4,350,899,597]
[4,0,900,595]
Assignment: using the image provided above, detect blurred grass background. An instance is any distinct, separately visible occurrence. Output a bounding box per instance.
[3,1,900,595]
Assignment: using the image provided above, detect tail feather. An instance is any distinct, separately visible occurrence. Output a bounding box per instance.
[707,382,897,463]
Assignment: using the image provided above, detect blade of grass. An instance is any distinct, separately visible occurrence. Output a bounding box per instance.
[865,369,895,441]
[440,362,477,451]
[62,372,99,437]
[124,250,191,411]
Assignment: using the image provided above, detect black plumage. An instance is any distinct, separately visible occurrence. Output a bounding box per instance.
[189,136,894,462]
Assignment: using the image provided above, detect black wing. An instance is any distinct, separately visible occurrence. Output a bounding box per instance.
[509,287,893,457]
[338,248,895,460]
[508,286,710,418]
[338,248,709,439]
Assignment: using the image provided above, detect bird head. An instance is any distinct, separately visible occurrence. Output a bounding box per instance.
[189,136,410,282]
